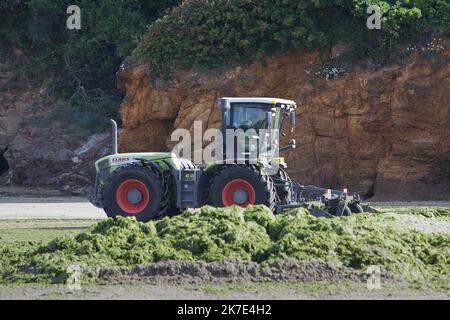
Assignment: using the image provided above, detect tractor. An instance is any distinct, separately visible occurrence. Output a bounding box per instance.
[89,97,375,221]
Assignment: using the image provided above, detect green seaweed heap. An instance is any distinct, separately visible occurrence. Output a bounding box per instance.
[0,206,448,285]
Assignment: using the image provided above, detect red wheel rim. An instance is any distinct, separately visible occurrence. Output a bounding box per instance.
[222,179,256,207]
[116,179,150,215]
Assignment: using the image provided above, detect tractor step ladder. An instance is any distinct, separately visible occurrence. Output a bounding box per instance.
[176,159,201,208]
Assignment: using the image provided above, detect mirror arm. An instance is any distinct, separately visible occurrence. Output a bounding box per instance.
[279,139,296,153]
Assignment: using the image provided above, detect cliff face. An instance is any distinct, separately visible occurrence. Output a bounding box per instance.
[0,61,110,193]
[118,46,450,200]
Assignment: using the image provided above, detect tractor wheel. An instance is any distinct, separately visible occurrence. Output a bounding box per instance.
[342,206,352,216]
[349,203,364,214]
[209,165,276,209]
[164,170,183,217]
[327,201,352,216]
[272,168,293,203]
[102,165,169,222]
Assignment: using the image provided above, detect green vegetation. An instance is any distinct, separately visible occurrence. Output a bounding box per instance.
[0,219,94,243]
[0,205,448,285]
[194,280,425,297]
[135,0,449,78]
[0,0,179,131]
[196,279,364,296]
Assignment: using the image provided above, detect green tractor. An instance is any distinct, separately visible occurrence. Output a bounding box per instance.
[89,97,374,221]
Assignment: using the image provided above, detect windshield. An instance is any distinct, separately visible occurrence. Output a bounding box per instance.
[228,103,271,130]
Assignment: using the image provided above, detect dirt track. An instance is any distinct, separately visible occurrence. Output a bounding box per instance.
[0,196,449,220]
[0,197,105,220]
[0,283,447,300]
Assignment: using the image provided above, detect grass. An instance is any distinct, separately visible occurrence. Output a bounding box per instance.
[0,281,446,300]
[0,219,95,243]
[194,280,364,296]
[190,280,449,299]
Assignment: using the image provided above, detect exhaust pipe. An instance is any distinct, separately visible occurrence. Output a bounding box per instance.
[111,119,118,154]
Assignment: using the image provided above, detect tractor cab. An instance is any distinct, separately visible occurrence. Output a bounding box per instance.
[218,97,296,132]
[217,97,297,160]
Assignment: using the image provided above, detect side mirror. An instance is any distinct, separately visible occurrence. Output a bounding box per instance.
[289,139,296,148]
[290,111,295,132]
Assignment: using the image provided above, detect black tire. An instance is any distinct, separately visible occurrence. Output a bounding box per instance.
[272,168,293,203]
[209,165,276,209]
[102,165,169,222]
[349,203,364,214]
[343,206,352,216]
[332,206,352,217]
[327,201,352,216]
[164,170,183,217]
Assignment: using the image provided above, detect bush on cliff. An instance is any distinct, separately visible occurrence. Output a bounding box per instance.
[135,0,449,78]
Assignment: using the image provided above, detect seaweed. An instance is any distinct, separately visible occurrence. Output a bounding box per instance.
[0,205,448,285]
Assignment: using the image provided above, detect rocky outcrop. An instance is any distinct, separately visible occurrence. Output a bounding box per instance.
[118,44,450,200]
[0,61,110,194]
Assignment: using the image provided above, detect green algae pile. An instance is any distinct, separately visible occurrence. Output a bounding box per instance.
[0,206,448,285]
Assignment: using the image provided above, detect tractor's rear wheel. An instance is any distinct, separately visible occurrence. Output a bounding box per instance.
[209,165,276,209]
[102,165,169,222]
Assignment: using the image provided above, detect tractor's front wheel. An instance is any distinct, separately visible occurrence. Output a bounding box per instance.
[209,165,276,209]
[102,165,169,222]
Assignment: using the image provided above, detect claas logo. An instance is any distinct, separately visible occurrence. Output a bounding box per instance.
[112,157,130,163]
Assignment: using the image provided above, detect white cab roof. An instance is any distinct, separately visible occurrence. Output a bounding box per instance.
[220,97,296,105]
